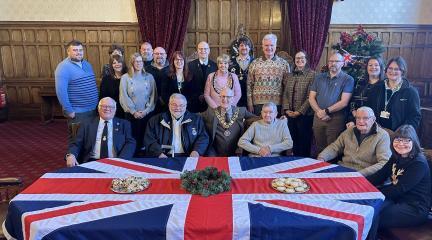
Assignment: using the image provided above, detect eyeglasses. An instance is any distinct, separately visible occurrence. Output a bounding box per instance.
[100,105,116,110]
[170,103,186,108]
[328,60,343,63]
[220,95,233,99]
[154,52,166,56]
[394,138,412,144]
[355,116,372,121]
[295,56,306,60]
[387,67,401,72]
[174,59,184,62]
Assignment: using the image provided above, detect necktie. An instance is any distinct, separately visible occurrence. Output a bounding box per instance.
[100,121,108,159]
[225,112,230,123]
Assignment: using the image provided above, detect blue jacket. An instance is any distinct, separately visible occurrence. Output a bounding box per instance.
[144,111,209,156]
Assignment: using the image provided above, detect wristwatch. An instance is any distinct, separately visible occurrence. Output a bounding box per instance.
[324,108,330,115]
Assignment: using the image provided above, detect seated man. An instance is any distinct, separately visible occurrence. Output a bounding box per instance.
[201,88,257,156]
[65,97,136,167]
[317,106,391,176]
[238,102,293,157]
[144,93,209,158]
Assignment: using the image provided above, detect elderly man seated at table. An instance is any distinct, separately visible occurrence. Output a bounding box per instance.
[201,88,256,156]
[65,97,136,167]
[238,102,293,157]
[144,93,209,158]
[317,106,391,176]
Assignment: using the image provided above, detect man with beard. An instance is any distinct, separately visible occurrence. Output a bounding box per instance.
[140,42,153,67]
[229,37,254,107]
[309,52,354,154]
[55,40,98,143]
[186,41,217,113]
[144,93,209,158]
[145,46,170,112]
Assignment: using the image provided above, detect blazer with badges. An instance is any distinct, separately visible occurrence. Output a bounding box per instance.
[144,111,209,156]
[68,116,136,163]
[366,78,421,131]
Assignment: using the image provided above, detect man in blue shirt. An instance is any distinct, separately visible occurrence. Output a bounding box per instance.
[309,52,354,155]
[55,40,99,143]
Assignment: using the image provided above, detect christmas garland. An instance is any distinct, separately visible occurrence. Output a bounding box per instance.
[180,167,232,197]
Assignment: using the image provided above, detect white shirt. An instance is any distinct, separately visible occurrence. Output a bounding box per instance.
[199,59,209,66]
[170,116,185,154]
[92,118,115,159]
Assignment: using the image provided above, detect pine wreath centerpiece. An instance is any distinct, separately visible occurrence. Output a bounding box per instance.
[180,166,232,197]
[331,25,385,80]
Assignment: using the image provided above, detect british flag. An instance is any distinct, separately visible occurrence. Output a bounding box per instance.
[3,156,384,240]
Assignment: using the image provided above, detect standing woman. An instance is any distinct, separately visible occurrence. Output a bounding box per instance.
[100,54,128,118]
[204,54,241,109]
[282,50,316,157]
[120,53,157,155]
[347,57,385,127]
[366,56,421,132]
[162,51,191,106]
[367,125,430,231]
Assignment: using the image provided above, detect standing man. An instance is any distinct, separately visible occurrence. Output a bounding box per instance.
[229,37,254,107]
[55,40,98,143]
[309,52,354,154]
[247,34,290,114]
[186,41,217,113]
[145,46,170,112]
[140,42,153,67]
[65,97,136,167]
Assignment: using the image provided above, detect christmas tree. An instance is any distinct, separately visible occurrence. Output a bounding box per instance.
[332,25,385,81]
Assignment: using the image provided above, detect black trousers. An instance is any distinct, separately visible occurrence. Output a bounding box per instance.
[288,115,313,157]
[126,112,153,156]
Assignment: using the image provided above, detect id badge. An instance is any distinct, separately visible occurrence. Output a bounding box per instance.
[380,111,390,119]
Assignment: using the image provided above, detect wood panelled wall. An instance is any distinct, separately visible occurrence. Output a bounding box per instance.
[0,0,431,120]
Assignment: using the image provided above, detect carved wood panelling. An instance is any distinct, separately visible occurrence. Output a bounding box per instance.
[0,10,431,119]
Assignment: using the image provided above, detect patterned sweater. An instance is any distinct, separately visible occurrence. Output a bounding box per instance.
[247,56,290,106]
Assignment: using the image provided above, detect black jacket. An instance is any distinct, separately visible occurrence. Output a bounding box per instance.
[144,111,209,156]
[366,78,421,131]
[145,63,170,112]
[367,153,431,214]
[229,57,254,107]
[185,59,217,113]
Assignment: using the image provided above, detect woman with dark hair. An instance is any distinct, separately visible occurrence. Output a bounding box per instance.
[101,44,125,77]
[367,125,431,231]
[366,56,421,132]
[100,54,128,118]
[282,50,316,157]
[347,57,385,127]
[162,51,191,106]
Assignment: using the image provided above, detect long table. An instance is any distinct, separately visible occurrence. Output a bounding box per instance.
[3,157,384,240]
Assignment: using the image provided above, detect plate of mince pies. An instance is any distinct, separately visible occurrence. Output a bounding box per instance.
[111,176,150,194]
[271,177,310,193]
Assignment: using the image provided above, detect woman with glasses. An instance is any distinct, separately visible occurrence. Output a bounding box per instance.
[204,54,241,109]
[100,54,128,118]
[163,51,192,107]
[346,57,385,127]
[367,125,430,234]
[119,53,157,156]
[282,50,316,157]
[366,56,421,132]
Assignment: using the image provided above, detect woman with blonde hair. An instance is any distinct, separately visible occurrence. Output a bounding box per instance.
[119,53,157,155]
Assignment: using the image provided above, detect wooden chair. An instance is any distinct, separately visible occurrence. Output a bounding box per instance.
[0,177,23,240]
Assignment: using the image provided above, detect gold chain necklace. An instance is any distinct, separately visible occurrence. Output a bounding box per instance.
[215,108,240,129]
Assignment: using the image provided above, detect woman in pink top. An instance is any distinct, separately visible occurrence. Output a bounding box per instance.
[204,54,241,108]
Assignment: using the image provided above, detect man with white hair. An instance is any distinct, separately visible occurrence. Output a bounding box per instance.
[238,102,293,157]
[247,34,290,114]
[65,97,136,167]
[317,106,391,176]
[144,93,209,158]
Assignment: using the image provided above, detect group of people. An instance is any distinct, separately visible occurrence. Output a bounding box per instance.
[55,33,430,237]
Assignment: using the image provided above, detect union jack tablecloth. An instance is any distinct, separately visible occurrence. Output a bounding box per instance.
[3,156,384,240]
